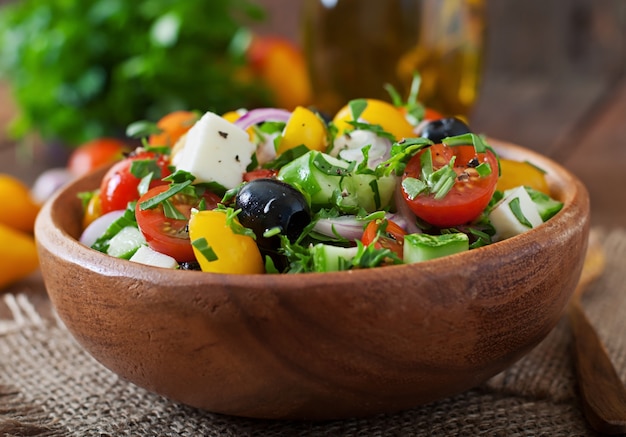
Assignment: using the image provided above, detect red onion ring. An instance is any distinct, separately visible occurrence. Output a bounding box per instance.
[233,108,292,130]
[392,184,421,234]
[313,216,365,241]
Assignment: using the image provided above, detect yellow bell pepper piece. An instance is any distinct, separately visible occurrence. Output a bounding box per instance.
[496,159,550,194]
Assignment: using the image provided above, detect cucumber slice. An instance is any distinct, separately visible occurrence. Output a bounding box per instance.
[311,243,359,272]
[524,187,563,221]
[106,226,146,259]
[278,150,395,213]
[403,233,469,263]
[129,245,179,269]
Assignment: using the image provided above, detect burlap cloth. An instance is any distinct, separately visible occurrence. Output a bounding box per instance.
[1,228,625,436]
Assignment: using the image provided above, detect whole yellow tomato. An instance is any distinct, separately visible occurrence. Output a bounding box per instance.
[332,98,416,141]
[0,174,40,234]
[0,223,38,289]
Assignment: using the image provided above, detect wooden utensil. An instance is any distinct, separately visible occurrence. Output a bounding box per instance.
[568,235,626,434]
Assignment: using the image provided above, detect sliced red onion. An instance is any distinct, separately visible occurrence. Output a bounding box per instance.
[391,184,421,234]
[313,215,365,241]
[233,108,292,131]
[79,210,125,247]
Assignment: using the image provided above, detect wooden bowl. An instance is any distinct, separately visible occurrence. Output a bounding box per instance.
[35,140,590,420]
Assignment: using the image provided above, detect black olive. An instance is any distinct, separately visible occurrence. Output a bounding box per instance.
[235,178,311,253]
[420,117,471,143]
[179,261,201,270]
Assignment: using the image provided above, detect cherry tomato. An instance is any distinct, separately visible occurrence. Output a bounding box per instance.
[362,219,407,259]
[99,151,172,214]
[188,210,265,274]
[135,185,221,262]
[148,110,199,148]
[402,143,499,227]
[82,191,102,229]
[277,106,327,155]
[246,35,312,110]
[68,138,129,177]
[423,107,444,121]
[333,99,416,141]
[243,168,278,182]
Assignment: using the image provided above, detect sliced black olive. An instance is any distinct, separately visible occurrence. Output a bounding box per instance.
[235,178,311,253]
[420,117,471,143]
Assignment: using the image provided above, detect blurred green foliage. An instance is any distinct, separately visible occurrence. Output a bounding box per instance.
[0,0,271,146]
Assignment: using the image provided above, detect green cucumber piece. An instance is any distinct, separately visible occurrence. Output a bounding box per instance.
[310,243,359,272]
[524,187,563,221]
[403,233,469,263]
[106,226,146,259]
[277,150,395,213]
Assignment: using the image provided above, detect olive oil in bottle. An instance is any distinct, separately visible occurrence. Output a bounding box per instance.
[301,0,486,117]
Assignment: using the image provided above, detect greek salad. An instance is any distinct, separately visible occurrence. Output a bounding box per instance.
[78,92,563,274]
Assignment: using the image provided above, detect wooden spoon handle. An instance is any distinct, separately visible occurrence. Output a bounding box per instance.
[568,301,626,434]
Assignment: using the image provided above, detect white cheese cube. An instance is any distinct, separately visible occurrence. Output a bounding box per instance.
[489,186,543,241]
[175,111,255,189]
[129,245,179,269]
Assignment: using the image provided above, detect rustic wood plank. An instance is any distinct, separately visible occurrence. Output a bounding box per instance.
[470,75,608,153]
[560,78,626,228]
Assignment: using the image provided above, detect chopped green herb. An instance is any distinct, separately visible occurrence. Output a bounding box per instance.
[349,99,368,121]
[191,237,218,262]
[139,180,192,210]
[163,169,196,184]
[474,162,492,178]
[347,120,396,141]
[443,133,488,154]
[77,190,96,209]
[162,199,187,220]
[130,158,163,180]
[263,226,282,238]
[125,120,161,139]
[374,137,432,177]
[224,208,256,239]
[137,172,153,197]
[509,197,534,228]
[312,153,355,176]
[401,177,427,200]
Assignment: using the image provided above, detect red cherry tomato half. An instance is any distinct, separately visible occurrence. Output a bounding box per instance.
[135,185,221,262]
[402,143,499,227]
[68,137,129,177]
[99,151,171,214]
[243,168,278,182]
[361,219,407,259]
[423,107,444,121]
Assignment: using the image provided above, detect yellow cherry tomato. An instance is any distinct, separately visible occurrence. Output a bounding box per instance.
[277,106,328,155]
[82,191,102,229]
[221,110,242,123]
[0,174,40,234]
[189,210,265,274]
[0,223,38,289]
[497,159,550,194]
[332,99,416,141]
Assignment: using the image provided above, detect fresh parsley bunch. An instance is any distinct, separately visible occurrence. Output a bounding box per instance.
[0,0,270,146]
